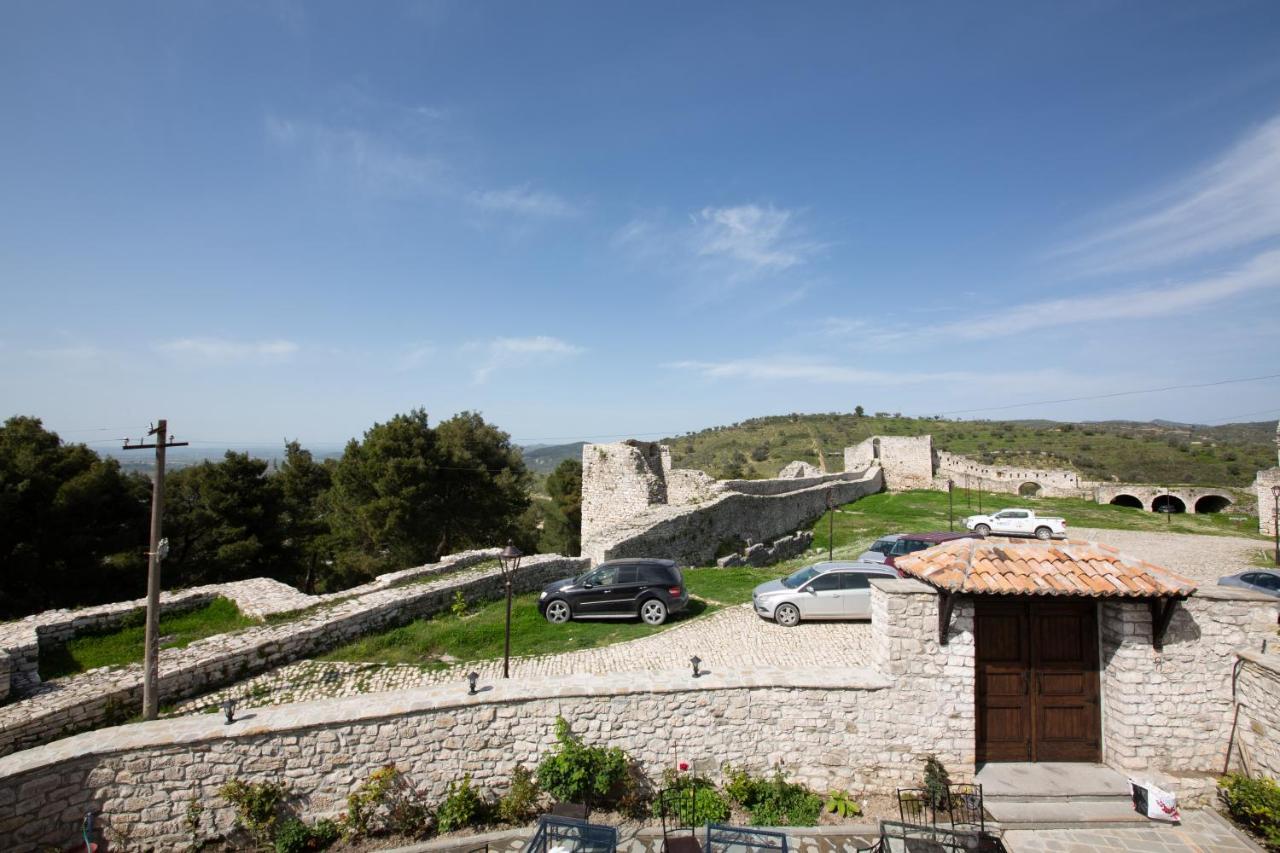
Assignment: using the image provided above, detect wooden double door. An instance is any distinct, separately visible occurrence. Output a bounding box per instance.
[975,598,1101,763]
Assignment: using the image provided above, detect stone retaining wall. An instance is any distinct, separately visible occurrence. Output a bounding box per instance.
[0,554,587,759]
[1231,651,1280,781]
[715,531,813,568]
[0,581,957,851]
[1100,586,1280,800]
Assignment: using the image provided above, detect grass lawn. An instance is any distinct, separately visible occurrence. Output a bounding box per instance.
[806,490,1263,563]
[39,597,259,681]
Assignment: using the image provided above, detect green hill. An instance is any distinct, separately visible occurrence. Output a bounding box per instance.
[661,413,1275,487]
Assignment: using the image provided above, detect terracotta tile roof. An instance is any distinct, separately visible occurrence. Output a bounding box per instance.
[894,537,1197,598]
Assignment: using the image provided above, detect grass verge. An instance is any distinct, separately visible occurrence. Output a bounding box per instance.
[39,597,259,681]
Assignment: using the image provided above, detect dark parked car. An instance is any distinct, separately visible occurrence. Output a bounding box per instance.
[858,531,982,570]
[538,558,689,625]
[1218,570,1280,598]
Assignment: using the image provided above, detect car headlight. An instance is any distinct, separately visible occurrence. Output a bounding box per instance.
[539,591,547,600]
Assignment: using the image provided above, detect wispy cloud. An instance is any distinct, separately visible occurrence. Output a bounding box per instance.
[692,205,817,273]
[398,342,436,371]
[666,357,1087,389]
[266,115,443,195]
[158,338,300,363]
[1052,114,1280,274]
[468,185,578,218]
[467,336,584,383]
[25,344,111,362]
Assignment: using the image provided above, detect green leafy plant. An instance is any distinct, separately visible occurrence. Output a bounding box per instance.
[536,717,633,808]
[341,764,431,840]
[923,755,952,810]
[273,817,339,853]
[722,766,821,827]
[824,789,862,819]
[219,779,289,845]
[497,765,542,824]
[436,774,489,833]
[1220,774,1280,850]
[185,797,204,852]
[451,590,468,618]
[654,767,729,825]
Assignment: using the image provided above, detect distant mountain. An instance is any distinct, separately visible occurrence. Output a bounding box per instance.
[521,442,586,473]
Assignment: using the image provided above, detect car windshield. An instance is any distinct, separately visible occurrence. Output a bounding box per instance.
[782,566,822,589]
[870,540,894,554]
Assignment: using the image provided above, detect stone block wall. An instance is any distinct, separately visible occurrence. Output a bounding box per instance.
[1255,468,1280,536]
[844,436,934,492]
[933,451,1091,499]
[715,531,813,568]
[1100,587,1279,797]
[1231,651,1280,780]
[581,442,667,536]
[0,554,588,759]
[586,469,882,565]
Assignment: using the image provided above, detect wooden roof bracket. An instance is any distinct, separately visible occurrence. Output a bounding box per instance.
[939,591,956,646]
[1150,597,1181,651]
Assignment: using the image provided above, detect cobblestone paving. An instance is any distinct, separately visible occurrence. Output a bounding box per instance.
[1001,808,1264,852]
[168,603,874,715]
[1073,527,1265,585]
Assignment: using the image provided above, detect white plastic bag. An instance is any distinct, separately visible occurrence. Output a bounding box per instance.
[1129,778,1181,822]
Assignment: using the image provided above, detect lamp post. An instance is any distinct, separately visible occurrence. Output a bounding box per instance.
[947,480,954,532]
[498,541,523,679]
[1272,485,1280,567]
[826,489,834,562]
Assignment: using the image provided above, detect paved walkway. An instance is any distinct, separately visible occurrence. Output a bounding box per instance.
[169,603,873,714]
[1001,808,1264,853]
[1072,527,1264,586]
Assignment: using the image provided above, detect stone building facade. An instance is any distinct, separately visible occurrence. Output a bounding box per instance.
[1232,650,1280,780]
[1253,422,1280,536]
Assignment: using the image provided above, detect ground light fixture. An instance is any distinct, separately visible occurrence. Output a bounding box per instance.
[690,656,702,678]
[221,698,237,725]
[498,541,523,679]
[467,671,479,695]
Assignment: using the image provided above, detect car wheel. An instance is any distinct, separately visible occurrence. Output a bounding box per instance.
[974,524,991,537]
[544,599,571,624]
[639,598,668,626]
[774,603,800,627]
[1034,526,1052,541]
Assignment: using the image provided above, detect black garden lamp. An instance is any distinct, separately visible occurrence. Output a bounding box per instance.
[1272,485,1279,567]
[498,541,523,679]
[690,656,702,678]
[221,698,237,725]
[467,671,479,695]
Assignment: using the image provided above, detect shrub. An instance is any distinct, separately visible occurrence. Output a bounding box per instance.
[219,779,290,845]
[1219,774,1280,850]
[497,765,542,824]
[450,590,468,618]
[923,755,952,810]
[274,818,339,853]
[342,764,431,840]
[536,717,633,808]
[654,769,729,825]
[824,790,861,819]
[437,774,489,833]
[722,766,821,827]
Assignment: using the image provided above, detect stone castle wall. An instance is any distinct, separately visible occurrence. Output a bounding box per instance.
[1232,651,1280,781]
[1100,587,1280,801]
[0,553,588,759]
[1255,468,1280,536]
[0,580,963,852]
[581,441,880,565]
[933,451,1091,499]
[844,436,934,491]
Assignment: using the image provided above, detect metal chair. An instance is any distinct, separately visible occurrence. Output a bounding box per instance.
[945,783,984,836]
[703,823,787,853]
[522,815,618,853]
[853,821,984,853]
[550,801,590,820]
[897,788,943,826]
[657,786,702,853]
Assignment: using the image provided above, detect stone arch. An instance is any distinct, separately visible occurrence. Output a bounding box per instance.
[1109,494,1144,509]
[1193,494,1232,514]
[1152,494,1186,514]
[1018,482,1042,497]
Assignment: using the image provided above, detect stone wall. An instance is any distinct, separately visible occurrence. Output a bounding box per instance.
[715,531,813,568]
[1231,651,1280,781]
[844,436,935,492]
[0,579,961,852]
[1099,587,1279,801]
[933,451,1092,499]
[585,469,882,565]
[1255,468,1280,536]
[0,554,588,759]
[581,441,668,536]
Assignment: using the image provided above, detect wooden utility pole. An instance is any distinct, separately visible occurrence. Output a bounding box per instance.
[122,420,188,720]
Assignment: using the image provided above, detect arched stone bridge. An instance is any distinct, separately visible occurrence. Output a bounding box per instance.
[1093,484,1237,514]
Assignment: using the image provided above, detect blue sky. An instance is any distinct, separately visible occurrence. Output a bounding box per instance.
[3,1,1279,450]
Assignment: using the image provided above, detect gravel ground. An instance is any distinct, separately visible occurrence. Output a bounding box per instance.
[168,603,874,716]
[1071,527,1266,585]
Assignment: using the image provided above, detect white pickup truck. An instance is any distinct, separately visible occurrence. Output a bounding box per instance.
[963,508,1067,540]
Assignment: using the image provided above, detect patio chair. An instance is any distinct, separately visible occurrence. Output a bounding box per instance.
[522,815,618,853]
[853,820,983,853]
[945,783,984,836]
[550,801,590,820]
[896,788,943,826]
[703,823,787,853]
[657,785,702,853]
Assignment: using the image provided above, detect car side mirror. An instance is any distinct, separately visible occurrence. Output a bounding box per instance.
[582,582,593,589]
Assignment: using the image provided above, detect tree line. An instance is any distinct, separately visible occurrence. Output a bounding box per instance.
[0,411,583,620]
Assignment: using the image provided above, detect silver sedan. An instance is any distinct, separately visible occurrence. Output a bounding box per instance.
[752,561,899,627]
[1218,569,1280,597]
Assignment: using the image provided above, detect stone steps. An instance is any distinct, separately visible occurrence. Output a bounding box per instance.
[985,798,1153,830]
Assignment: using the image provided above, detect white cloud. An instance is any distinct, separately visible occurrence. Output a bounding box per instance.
[266,115,442,195]
[1052,114,1280,274]
[692,205,816,273]
[469,185,578,218]
[25,344,110,362]
[665,357,1084,389]
[398,343,437,371]
[157,338,300,363]
[468,336,584,383]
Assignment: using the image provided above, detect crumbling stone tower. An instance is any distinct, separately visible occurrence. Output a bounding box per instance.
[1254,421,1280,536]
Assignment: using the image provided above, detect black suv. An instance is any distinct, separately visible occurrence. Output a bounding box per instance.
[538,559,689,626]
